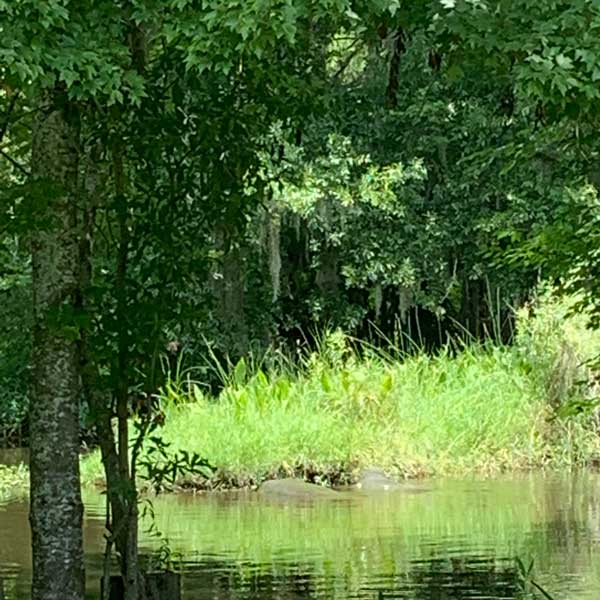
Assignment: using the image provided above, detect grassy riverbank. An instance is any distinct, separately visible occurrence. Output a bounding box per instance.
[3,292,600,500]
[78,291,600,490]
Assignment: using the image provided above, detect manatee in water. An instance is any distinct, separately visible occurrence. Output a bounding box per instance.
[258,478,343,499]
[354,467,430,493]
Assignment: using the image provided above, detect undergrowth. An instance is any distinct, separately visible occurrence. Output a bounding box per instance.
[53,290,600,490]
[128,289,600,489]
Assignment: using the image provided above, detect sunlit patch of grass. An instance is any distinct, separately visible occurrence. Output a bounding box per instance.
[0,464,28,502]
[156,343,546,484]
[80,291,600,489]
[80,450,104,488]
[154,324,600,485]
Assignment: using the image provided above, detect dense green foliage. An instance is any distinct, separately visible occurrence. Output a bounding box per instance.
[1,1,600,596]
[2,0,600,438]
[0,238,30,440]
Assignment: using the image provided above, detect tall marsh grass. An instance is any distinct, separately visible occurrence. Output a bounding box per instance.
[151,291,600,485]
[9,290,600,494]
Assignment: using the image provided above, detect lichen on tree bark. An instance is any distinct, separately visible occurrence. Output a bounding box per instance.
[29,90,85,600]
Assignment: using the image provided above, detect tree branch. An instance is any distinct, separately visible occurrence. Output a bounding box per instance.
[0,149,30,176]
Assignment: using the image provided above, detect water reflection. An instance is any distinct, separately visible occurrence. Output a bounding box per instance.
[406,556,520,599]
[178,554,524,599]
[1,474,600,599]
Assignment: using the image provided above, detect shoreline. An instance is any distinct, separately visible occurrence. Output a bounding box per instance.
[2,457,599,503]
[3,464,595,504]
[6,299,600,502]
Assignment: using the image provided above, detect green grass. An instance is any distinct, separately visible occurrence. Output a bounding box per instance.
[80,451,104,488]
[134,291,600,487]
[14,289,600,493]
[152,344,591,486]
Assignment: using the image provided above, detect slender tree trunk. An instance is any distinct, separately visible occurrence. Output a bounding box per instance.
[385,28,406,109]
[112,147,146,600]
[29,90,85,600]
[78,141,144,600]
[76,144,128,599]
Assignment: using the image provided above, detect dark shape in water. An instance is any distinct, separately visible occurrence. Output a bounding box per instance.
[258,478,342,499]
[258,469,431,500]
[101,572,180,600]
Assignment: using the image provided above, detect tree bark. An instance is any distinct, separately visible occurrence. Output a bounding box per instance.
[112,146,146,600]
[385,28,406,109]
[29,90,85,600]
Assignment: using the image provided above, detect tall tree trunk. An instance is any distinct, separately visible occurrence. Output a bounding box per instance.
[29,90,85,600]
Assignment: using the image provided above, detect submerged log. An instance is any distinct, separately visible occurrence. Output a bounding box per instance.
[101,572,181,600]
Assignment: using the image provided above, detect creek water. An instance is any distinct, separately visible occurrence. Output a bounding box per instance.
[1,472,600,599]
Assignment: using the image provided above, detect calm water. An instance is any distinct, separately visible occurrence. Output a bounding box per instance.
[2,473,600,598]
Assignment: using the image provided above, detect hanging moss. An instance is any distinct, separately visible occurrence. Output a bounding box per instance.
[373,284,383,321]
[211,225,248,357]
[267,207,282,303]
[398,286,413,324]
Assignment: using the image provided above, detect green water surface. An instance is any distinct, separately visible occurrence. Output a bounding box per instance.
[1,473,600,598]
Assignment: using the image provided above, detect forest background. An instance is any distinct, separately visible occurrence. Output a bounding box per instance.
[2,1,600,598]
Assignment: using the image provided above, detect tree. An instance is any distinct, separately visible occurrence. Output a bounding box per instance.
[1,2,151,597]
[434,0,600,323]
[1,1,364,598]
[28,88,86,600]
